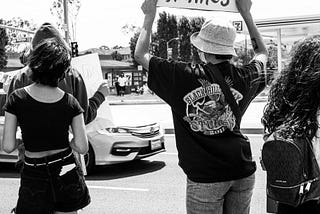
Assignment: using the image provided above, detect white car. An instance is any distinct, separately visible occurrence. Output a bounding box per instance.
[0,94,165,174]
[85,122,165,173]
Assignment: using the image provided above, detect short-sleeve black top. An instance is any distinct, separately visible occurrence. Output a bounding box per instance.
[148,57,266,182]
[3,88,84,152]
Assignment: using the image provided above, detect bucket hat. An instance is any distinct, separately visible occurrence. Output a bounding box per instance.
[190,17,237,56]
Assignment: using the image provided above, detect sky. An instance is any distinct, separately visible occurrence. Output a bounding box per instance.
[0,0,320,51]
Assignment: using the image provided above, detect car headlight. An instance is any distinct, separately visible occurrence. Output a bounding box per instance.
[105,127,129,133]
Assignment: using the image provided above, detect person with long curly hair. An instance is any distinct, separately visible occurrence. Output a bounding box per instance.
[262,34,320,214]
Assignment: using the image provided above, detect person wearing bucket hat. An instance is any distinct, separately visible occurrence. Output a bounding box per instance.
[135,0,268,213]
[5,23,109,175]
[190,17,238,57]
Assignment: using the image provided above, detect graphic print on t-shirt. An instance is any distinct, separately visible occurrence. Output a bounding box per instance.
[183,78,243,135]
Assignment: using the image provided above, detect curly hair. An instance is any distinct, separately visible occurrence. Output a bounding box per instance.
[262,35,320,140]
[28,38,71,87]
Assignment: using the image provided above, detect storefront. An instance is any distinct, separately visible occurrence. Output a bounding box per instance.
[237,14,320,82]
[99,59,145,94]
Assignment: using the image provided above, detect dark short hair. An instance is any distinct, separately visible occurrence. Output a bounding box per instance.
[31,23,69,50]
[28,38,71,87]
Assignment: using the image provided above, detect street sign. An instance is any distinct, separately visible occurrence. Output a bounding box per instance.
[157,0,238,12]
[232,21,243,32]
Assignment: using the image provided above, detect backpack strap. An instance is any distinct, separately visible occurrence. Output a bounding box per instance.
[205,63,241,127]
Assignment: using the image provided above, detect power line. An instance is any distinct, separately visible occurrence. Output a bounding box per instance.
[0,24,35,34]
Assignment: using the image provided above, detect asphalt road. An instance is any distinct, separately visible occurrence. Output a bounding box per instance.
[0,134,268,214]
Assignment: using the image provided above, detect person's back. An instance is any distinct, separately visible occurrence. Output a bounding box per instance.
[6,22,108,125]
[262,35,320,214]
[5,22,109,172]
[134,0,268,213]
[7,88,84,156]
[2,38,90,214]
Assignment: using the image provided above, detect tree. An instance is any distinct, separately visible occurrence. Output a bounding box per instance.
[129,31,140,67]
[234,47,254,66]
[150,32,159,57]
[50,0,81,42]
[129,31,158,68]
[189,17,205,63]
[112,45,123,49]
[265,40,290,70]
[2,18,36,56]
[0,19,8,69]
[267,43,277,69]
[157,12,178,59]
[178,16,192,62]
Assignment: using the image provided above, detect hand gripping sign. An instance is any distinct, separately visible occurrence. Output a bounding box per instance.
[157,0,238,12]
[71,53,114,175]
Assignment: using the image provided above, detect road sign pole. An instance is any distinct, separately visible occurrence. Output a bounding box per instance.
[63,0,70,44]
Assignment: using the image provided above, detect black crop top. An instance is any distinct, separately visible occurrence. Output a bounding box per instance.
[3,88,84,152]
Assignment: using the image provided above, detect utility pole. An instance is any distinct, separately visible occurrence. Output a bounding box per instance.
[63,0,70,44]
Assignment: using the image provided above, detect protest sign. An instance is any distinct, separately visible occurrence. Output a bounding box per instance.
[71,53,114,175]
[157,0,238,12]
[71,53,114,130]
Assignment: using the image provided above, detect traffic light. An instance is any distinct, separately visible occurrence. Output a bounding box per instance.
[71,42,79,57]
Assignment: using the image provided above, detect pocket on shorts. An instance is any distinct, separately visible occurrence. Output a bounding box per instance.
[58,167,87,200]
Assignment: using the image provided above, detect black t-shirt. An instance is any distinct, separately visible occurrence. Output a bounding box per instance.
[3,88,84,152]
[148,57,266,182]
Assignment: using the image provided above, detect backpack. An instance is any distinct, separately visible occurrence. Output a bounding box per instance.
[261,130,320,207]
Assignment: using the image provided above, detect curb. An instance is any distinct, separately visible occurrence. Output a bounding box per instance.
[109,100,164,105]
[165,128,264,135]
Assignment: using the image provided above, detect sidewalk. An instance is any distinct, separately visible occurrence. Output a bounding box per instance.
[107,91,268,134]
[106,91,267,132]
[107,88,269,104]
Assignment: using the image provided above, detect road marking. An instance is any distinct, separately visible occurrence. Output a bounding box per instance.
[162,152,178,155]
[0,179,150,192]
[88,185,149,192]
[0,178,19,181]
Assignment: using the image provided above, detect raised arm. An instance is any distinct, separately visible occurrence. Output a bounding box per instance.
[236,0,268,64]
[134,0,158,71]
[62,68,106,125]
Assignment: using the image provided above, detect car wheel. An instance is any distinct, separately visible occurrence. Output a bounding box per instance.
[84,143,95,175]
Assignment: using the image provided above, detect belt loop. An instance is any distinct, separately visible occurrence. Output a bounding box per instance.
[33,159,37,167]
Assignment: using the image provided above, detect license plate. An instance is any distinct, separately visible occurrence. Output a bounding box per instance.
[150,139,162,150]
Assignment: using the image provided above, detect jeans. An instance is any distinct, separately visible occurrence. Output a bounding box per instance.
[186,173,255,214]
